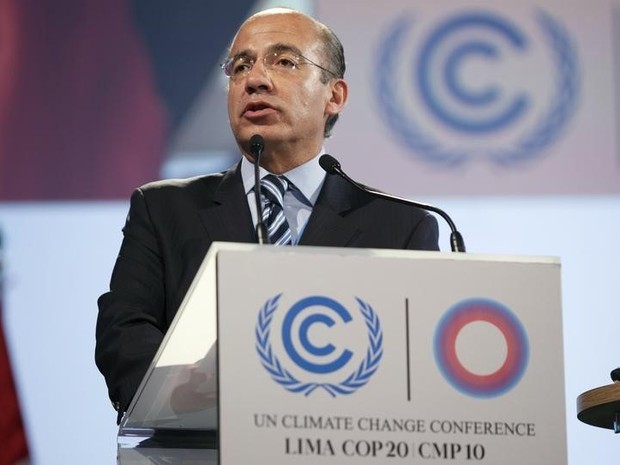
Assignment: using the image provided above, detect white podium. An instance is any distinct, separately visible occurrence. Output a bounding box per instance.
[117,242,566,465]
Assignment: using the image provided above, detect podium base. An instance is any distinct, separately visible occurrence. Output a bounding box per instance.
[117,429,217,465]
[118,447,217,465]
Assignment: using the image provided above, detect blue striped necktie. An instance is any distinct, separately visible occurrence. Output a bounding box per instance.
[260,174,292,245]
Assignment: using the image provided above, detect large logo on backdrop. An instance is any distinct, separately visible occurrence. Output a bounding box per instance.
[434,298,529,397]
[376,9,579,166]
[255,294,383,396]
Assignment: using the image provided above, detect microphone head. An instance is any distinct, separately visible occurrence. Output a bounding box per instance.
[319,154,341,175]
[249,134,264,156]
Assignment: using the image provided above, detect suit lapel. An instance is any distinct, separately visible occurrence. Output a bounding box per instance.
[299,174,364,247]
[197,163,256,243]
[194,166,370,247]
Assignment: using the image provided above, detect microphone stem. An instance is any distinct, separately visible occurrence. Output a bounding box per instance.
[252,148,269,244]
[336,167,466,252]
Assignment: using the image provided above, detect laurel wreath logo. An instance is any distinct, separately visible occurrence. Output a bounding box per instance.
[255,294,383,396]
[376,10,579,166]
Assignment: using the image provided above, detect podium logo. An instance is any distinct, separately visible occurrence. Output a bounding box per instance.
[376,9,579,166]
[434,298,529,398]
[255,294,383,396]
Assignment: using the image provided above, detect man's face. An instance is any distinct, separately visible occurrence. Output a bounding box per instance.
[226,12,339,157]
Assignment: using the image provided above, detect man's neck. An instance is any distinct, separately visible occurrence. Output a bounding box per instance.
[250,138,324,174]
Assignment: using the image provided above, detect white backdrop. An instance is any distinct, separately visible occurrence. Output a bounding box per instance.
[1,195,619,464]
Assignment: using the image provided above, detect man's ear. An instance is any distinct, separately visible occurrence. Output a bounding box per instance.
[325,79,348,116]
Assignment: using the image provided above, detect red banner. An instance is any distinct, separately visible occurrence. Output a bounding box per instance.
[0,314,28,465]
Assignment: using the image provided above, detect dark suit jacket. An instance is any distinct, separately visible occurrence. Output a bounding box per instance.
[95,162,439,421]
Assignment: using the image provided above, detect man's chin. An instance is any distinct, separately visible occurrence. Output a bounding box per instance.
[238,127,283,145]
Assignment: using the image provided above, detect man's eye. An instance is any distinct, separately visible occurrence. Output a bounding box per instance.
[232,61,252,74]
[274,55,298,69]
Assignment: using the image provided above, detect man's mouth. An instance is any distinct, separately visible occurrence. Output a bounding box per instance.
[243,101,275,117]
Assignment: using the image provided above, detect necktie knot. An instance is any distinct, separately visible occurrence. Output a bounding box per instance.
[260,174,289,206]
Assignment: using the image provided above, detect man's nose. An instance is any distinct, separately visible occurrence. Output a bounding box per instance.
[245,60,272,92]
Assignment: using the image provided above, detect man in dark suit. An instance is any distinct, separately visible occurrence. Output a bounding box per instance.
[95,7,439,423]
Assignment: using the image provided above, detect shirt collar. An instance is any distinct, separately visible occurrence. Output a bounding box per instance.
[240,149,327,205]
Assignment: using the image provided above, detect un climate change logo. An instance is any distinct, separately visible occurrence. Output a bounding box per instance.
[376,10,579,166]
[255,294,383,396]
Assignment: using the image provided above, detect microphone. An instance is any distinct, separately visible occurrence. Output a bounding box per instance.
[249,134,269,244]
[319,154,466,252]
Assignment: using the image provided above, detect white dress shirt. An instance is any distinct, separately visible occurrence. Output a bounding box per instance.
[241,151,327,244]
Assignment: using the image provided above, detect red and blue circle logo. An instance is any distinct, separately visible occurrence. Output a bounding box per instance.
[434,298,529,398]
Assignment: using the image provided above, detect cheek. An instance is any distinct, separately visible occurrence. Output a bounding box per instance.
[227,86,242,114]
[294,85,328,117]
[226,94,235,115]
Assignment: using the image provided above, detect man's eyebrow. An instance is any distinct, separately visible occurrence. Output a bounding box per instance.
[228,49,252,62]
[269,43,303,55]
[229,43,303,61]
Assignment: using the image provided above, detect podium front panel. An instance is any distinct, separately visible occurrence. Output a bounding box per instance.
[216,245,565,465]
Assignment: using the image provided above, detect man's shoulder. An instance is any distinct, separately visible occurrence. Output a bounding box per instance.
[139,171,225,192]
[136,164,240,198]
[123,164,242,215]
